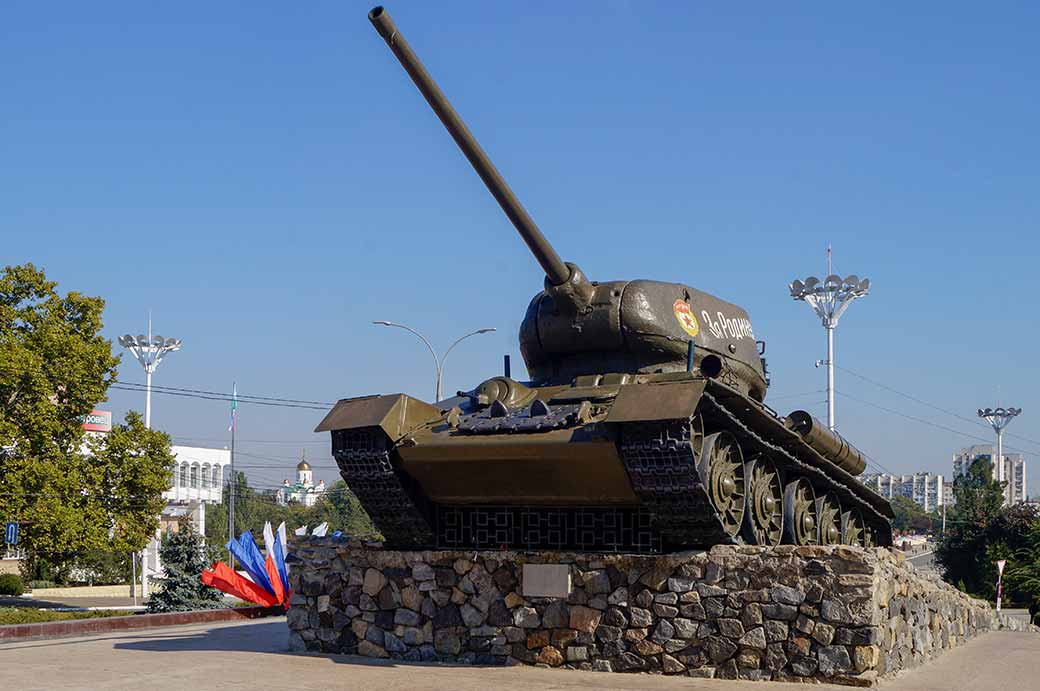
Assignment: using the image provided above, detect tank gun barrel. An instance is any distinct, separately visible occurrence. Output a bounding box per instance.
[369,6,571,287]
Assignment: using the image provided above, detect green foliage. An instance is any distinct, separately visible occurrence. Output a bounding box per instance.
[84,411,175,552]
[147,524,223,613]
[0,607,127,625]
[937,456,1039,604]
[890,496,934,533]
[204,475,376,546]
[0,264,173,579]
[64,549,133,585]
[998,506,1040,610]
[0,573,25,596]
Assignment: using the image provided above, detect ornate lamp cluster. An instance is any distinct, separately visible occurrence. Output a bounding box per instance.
[117,324,182,430]
[788,274,871,329]
[977,406,1022,506]
[117,333,182,374]
[788,267,871,433]
[977,407,1022,430]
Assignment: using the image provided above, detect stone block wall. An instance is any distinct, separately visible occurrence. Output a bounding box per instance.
[286,539,1029,685]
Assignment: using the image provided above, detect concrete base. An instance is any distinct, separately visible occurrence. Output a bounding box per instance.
[286,539,1032,685]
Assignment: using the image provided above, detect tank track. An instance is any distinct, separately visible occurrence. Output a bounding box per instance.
[700,385,891,544]
[330,427,435,549]
[618,420,735,549]
[617,384,891,549]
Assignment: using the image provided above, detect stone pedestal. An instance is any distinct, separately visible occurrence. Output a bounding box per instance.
[286,539,1027,685]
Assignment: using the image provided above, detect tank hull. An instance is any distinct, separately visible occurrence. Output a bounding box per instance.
[318,374,893,553]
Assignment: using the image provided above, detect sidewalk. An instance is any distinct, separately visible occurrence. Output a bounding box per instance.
[0,617,1037,690]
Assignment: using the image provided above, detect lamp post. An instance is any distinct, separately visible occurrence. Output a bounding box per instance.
[372,322,495,402]
[789,249,870,431]
[116,317,181,600]
[977,406,1022,506]
[117,319,182,429]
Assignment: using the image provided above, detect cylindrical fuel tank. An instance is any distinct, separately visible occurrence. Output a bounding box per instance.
[785,410,867,476]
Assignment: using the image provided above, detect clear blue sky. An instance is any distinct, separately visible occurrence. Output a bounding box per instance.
[4,1,1038,495]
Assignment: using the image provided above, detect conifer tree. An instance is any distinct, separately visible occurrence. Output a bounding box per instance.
[147,524,223,612]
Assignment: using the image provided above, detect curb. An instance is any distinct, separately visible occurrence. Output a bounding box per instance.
[0,605,284,642]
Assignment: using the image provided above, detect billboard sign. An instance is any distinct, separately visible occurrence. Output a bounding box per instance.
[81,409,113,433]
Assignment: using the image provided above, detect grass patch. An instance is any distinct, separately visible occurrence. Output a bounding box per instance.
[0,607,132,625]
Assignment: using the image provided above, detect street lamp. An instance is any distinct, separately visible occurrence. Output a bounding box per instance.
[372,321,495,402]
[977,406,1022,505]
[118,319,182,429]
[789,250,870,431]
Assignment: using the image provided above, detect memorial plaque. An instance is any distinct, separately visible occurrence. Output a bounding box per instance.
[522,564,570,598]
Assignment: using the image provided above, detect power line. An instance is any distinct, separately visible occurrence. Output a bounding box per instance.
[109,384,329,411]
[113,379,336,407]
[837,390,1039,458]
[837,365,1040,451]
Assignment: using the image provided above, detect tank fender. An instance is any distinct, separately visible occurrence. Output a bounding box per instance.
[314,394,443,441]
[605,380,706,423]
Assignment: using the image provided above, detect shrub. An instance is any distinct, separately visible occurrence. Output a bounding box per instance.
[147,524,223,613]
[28,580,57,590]
[0,573,25,596]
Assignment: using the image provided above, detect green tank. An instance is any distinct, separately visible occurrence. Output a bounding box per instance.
[315,6,894,552]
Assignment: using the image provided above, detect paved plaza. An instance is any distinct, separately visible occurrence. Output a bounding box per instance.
[0,617,1037,690]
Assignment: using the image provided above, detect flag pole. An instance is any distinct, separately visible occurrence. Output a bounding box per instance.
[228,382,237,569]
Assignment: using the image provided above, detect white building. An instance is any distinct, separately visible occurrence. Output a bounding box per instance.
[165,445,230,508]
[952,445,1028,505]
[861,472,945,512]
[142,444,231,592]
[276,455,326,507]
[159,444,231,539]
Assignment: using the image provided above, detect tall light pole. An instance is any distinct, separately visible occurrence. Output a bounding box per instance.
[373,322,495,402]
[116,317,181,600]
[789,248,870,430]
[977,406,1022,506]
[117,318,182,429]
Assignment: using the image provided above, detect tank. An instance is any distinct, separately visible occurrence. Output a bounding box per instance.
[315,6,894,552]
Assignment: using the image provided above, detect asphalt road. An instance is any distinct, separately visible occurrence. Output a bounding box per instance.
[0,618,1037,690]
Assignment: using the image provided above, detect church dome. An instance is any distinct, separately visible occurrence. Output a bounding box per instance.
[297,460,311,471]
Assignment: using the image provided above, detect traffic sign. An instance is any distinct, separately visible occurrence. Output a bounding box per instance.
[4,522,17,546]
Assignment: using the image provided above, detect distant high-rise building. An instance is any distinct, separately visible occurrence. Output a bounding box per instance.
[861,473,944,512]
[952,445,1027,504]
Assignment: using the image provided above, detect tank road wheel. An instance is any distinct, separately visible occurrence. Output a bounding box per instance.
[862,524,877,549]
[743,458,783,546]
[817,493,843,545]
[697,432,746,538]
[689,414,706,459]
[782,478,818,545]
[842,509,867,547]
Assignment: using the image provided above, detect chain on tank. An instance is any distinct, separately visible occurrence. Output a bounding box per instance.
[618,419,737,549]
[331,427,435,549]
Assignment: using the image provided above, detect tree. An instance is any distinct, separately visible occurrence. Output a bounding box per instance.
[0,264,172,579]
[204,475,376,546]
[309,481,377,537]
[936,456,1020,598]
[0,264,119,577]
[890,496,933,533]
[84,411,174,552]
[988,504,1040,607]
[147,523,223,612]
